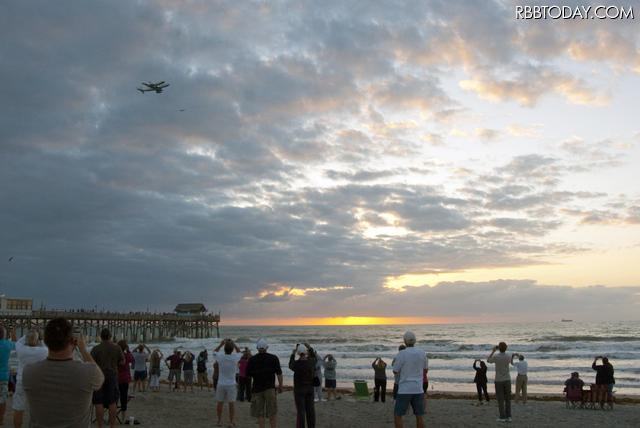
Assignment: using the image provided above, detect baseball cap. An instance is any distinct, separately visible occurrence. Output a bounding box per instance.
[256,338,268,350]
[403,331,416,345]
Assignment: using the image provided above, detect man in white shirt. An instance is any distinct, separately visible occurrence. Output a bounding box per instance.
[13,329,48,427]
[214,338,242,426]
[392,331,427,428]
[511,353,528,404]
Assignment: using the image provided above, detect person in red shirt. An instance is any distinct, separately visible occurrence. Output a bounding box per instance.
[237,349,252,401]
[117,340,135,422]
[165,350,183,391]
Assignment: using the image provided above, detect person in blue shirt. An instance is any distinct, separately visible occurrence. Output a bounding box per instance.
[0,325,17,425]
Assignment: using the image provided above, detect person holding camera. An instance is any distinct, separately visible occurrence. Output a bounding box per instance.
[472,359,489,405]
[322,354,337,401]
[214,338,242,427]
[289,342,317,428]
[592,356,615,393]
[23,317,104,427]
[116,340,135,424]
[166,349,183,391]
[487,342,512,423]
[148,349,164,392]
[511,353,528,404]
[12,328,47,428]
[131,343,151,393]
[372,357,387,402]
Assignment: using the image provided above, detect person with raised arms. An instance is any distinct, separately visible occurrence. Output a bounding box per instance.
[23,317,104,427]
[214,338,242,427]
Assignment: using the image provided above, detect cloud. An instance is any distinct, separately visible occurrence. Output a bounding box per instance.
[558,136,625,170]
[460,70,609,107]
[1,0,638,323]
[450,127,501,141]
[370,75,454,112]
[227,279,640,321]
[568,29,640,73]
[507,123,543,137]
[627,206,640,224]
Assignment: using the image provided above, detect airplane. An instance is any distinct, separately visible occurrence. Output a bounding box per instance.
[136,81,169,94]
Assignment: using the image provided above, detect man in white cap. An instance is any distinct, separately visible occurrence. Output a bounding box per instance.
[392,331,427,428]
[247,338,283,428]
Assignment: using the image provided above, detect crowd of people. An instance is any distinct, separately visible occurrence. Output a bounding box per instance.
[0,320,618,427]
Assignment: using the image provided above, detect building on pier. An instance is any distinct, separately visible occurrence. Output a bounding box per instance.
[174,303,207,316]
[0,294,33,316]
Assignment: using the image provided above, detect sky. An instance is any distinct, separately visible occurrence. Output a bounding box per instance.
[1,0,639,325]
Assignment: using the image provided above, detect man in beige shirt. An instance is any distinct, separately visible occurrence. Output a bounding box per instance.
[488,342,512,423]
[23,317,104,428]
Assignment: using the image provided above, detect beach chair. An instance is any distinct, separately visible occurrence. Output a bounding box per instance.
[353,380,371,400]
[596,385,614,410]
[585,384,598,409]
[587,384,614,410]
[564,385,584,409]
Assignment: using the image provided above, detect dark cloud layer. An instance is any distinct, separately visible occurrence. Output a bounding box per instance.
[1,1,638,319]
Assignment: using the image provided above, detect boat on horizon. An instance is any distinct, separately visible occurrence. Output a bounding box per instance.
[561,319,573,322]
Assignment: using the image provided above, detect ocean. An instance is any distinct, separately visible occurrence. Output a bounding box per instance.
[138,321,640,396]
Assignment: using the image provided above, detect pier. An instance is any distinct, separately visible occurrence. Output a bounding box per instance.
[0,309,221,342]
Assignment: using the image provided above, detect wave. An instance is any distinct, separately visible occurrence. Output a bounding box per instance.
[535,345,569,352]
[533,335,639,343]
[417,339,455,346]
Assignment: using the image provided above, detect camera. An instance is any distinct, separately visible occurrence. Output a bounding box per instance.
[72,326,81,345]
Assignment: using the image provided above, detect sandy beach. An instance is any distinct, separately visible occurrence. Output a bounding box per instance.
[10,385,639,427]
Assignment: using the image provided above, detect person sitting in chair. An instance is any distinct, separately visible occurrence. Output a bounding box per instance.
[564,372,584,391]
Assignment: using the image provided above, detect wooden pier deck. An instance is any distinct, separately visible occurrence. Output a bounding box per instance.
[0,310,221,342]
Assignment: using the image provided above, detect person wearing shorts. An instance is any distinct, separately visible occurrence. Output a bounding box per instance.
[182,351,195,393]
[166,349,182,392]
[252,388,278,420]
[392,331,427,428]
[131,344,151,393]
[247,338,283,428]
[148,349,163,392]
[214,339,242,426]
[322,355,337,401]
[91,328,124,428]
[196,350,210,391]
[134,369,147,382]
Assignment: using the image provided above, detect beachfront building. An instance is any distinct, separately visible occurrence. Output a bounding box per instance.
[174,303,208,316]
[0,294,33,316]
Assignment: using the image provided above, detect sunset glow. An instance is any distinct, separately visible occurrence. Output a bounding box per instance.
[223,316,456,326]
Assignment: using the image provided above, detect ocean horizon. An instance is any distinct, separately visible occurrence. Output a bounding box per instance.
[114,320,640,396]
